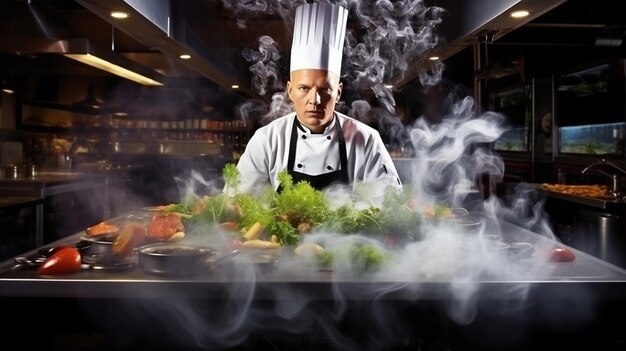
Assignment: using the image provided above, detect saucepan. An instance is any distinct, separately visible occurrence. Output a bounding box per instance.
[134,243,239,276]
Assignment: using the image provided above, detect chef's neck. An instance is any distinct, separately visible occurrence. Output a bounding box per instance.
[296,114,334,134]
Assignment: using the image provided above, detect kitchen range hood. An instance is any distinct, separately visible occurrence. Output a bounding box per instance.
[76,0,252,96]
[389,0,567,87]
[61,39,164,86]
[1,0,575,97]
[74,0,568,95]
[0,37,164,86]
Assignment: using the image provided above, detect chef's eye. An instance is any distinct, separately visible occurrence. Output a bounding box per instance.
[298,87,310,93]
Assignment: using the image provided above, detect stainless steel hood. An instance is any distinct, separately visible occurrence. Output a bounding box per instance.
[75,0,255,96]
[74,0,567,96]
[0,36,165,86]
[2,0,573,99]
[392,0,567,87]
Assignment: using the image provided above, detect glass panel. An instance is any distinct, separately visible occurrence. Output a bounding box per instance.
[558,122,625,156]
[491,85,532,152]
[556,59,626,156]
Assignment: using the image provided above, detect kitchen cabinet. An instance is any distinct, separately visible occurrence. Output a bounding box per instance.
[0,196,42,261]
[0,167,147,252]
[539,188,626,268]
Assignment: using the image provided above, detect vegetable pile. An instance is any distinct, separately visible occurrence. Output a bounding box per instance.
[164,163,453,251]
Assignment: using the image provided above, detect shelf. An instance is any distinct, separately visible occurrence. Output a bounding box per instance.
[23,101,103,115]
[21,124,246,134]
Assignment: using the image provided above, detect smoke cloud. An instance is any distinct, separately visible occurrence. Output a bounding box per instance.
[74,1,588,350]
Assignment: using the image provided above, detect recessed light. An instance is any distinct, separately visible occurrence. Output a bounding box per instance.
[231,85,240,89]
[110,11,129,19]
[384,84,393,89]
[510,10,530,18]
[2,88,15,94]
[179,54,191,60]
[428,56,440,61]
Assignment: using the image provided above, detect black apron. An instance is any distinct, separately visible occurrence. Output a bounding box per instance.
[282,115,348,191]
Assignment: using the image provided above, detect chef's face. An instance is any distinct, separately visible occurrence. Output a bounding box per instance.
[287,69,342,134]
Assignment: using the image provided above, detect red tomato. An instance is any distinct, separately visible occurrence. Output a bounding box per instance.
[40,244,73,257]
[37,247,82,275]
[219,221,238,231]
[549,247,576,262]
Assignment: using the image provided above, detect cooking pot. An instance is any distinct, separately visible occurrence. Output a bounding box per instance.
[135,243,238,276]
[78,234,117,263]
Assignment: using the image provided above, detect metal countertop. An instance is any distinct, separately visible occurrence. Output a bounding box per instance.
[1,215,626,301]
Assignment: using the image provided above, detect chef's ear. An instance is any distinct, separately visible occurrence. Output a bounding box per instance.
[336,82,343,102]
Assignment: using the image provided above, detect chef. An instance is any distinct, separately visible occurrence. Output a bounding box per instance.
[236,2,402,195]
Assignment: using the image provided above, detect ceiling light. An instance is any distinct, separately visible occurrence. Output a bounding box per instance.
[61,39,164,86]
[384,84,393,89]
[179,54,191,60]
[2,88,14,94]
[428,56,440,61]
[110,11,129,19]
[231,84,240,89]
[510,10,530,18]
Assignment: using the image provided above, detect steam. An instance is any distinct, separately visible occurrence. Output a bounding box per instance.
[409,97,506,205]
[242,36,283,96]
[76,1,573,349]
[229,0,445,123]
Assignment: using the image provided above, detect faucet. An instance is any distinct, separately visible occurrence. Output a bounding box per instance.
[581,159,626,198]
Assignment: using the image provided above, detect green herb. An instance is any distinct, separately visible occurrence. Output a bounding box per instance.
[271,170,332,231]
[316,244,389,273]
[222,162,240,192]
[323,204,382,235]
[232,192,272,229]
[378,186,422,239]
[163,203,193,218]
[192,194,238,224]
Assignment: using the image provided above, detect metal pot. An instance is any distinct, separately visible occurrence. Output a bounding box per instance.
[135,243,237,276]
[78,234,117,263]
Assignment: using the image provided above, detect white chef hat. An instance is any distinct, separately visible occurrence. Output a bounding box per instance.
[290,2,348,76]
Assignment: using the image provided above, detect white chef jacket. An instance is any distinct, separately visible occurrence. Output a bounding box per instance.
[235,111,402,194]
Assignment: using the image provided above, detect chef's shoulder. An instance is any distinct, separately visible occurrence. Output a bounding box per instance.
[336,111,382,140]
[252,112,295,139]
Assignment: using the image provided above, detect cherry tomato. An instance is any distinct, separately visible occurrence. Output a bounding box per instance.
[219,221,238,231]
[113,223,147,256]
[549,247,576,262]
[37,247,82,275]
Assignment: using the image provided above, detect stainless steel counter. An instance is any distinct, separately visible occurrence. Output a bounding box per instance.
[2,216,626,350]
[1,217,625,300]
[0,196,43,211]
[540,189,626,211]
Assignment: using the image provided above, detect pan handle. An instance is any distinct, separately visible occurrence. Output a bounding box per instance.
[207,249,239,269]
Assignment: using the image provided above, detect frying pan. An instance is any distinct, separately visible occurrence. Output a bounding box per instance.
[135,243,238,276]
